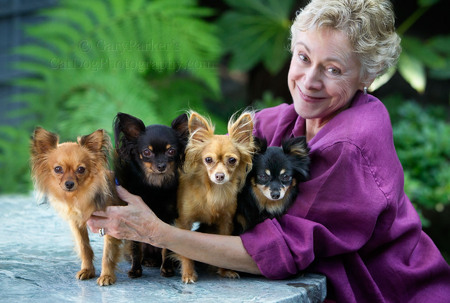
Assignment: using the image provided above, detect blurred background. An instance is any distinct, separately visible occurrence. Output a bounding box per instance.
[0,0,449,260]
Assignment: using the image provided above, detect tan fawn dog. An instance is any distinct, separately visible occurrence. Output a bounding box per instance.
[175,111,255,283]
[30,127,126,286]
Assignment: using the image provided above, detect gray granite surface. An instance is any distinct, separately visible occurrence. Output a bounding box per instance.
[0,194,326,302]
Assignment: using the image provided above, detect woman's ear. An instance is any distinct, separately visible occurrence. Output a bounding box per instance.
[360,75,376,92]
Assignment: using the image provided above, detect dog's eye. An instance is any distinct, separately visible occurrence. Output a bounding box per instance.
[167,147,176,156]
[280,174,292,182]
[77,166,86,174]
[54,166,63,174]
[228,157,237,165]
[142,149,152,158]
[205,157,213,164]
[257,174,270,183]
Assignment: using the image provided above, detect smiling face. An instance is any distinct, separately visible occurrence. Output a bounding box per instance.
[288,27,366,125]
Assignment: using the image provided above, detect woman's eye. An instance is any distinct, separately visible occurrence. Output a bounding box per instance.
[142,149,152,157]
[327,67,341,75]
[77,166,86,174]
[54,166,63,174]
[205,157,213,164]
[298,53,309,63]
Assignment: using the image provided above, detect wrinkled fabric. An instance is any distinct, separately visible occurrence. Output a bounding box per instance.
[240,91,450,302]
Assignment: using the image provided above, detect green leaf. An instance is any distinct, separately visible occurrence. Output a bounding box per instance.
[427,35,450,56]
[418,0,440,7]
[8,0,223,146]
[370,66,397,92]
[401,36,445,69]
[429,59,450,79]
[5,0,228,195]
[218,0,295,74]
[398,52,427,93]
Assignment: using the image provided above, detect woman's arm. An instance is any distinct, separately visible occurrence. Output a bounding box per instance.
[87,185,261,275]
[164,224,261,275]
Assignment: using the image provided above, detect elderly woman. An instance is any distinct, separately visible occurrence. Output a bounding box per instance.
[88,0,450,301]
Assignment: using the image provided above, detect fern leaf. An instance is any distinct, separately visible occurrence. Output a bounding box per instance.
[219,0,295,73]
[11,0,222,142]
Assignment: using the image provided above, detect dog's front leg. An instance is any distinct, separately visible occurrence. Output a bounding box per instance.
[174,217,198,283]
[97,235,122,286]
[128,241,143,278]
[160,248,175,277]
[216,219,240,279]
[69,221,95,280]
[180,255,198,283]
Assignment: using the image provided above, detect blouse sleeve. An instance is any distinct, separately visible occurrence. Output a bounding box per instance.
[240,141,390,279]
[253,104,300,146]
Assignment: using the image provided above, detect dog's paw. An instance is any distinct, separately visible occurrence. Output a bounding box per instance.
[218,268,240,279]
[181,271,198,284]
[160,266,175,277]
[127,268,143,278]
[142,258,160,267]
[76,268,95,280]
[97,274,116,286]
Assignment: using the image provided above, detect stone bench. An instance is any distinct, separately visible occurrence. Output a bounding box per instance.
[0,195,326,302]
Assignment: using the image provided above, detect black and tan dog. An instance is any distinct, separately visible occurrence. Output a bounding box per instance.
[234,136,310,234]
[113,112,189,278]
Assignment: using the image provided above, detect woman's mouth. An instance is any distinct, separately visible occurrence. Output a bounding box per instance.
[297,86,324,103]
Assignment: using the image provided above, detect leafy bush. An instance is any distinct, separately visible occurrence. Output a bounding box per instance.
[2,0,449,201]
[387,97,450,226]
[371,0,450,93]
[0,127,32,194]
[252,90,284,110]
[217,0,296,74]
[0,0,223,193]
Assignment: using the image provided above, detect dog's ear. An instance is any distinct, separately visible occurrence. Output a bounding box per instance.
[114,112,145,142]
[188,111,214,143]
[282,137,308,157]
[79,129,111,156]
[31,127,59,154]
[228,111,254,146]
[253,136,267,153]
[172,113,189,142]
[282,136,310,181]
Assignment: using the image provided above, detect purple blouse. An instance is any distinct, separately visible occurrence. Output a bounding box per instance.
[240,91,450,302]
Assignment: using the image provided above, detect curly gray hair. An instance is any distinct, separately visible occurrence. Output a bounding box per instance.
[290,0,401,82]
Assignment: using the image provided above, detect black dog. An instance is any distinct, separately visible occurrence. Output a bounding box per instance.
[113,112,188,278]
[234,136,310,234]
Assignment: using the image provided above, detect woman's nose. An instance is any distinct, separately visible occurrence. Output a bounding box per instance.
[303,67,322,90]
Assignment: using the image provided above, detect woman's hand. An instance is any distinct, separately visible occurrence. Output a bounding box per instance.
[88,186,260,275]
[87,186,168,246]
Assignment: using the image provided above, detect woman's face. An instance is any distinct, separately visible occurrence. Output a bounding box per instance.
[288,27,364,123]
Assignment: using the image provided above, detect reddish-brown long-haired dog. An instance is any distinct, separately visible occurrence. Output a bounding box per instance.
[175,111,255,283]
[30,127,126,286]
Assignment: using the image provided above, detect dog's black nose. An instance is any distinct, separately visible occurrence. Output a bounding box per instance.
[65,181,75,190]
[215,173,225,182]
[271,191,280,200]
[157,163,167,172]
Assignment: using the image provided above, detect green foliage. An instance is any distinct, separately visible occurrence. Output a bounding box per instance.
[2,0,449,197]
[392,0,450,93]
[252,90,284,110]
[1,0,223,193]
[387,98,450,225]
[217,0,296,74]
[0,127,33,194]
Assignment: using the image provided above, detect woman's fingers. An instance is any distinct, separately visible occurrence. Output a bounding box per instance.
[87,185,164,243]
[116,185,138,204]
[87,214,106,233]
